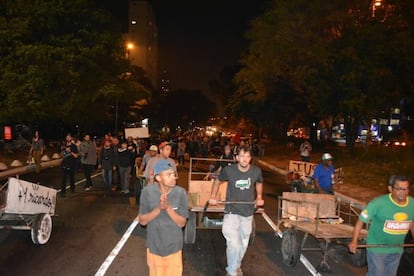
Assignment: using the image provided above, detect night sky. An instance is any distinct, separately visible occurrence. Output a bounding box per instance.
[102,0,270,93]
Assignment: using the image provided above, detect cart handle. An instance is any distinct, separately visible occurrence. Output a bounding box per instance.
[356,243,414,248]
[203,200,256,212]
[338,241,414,248]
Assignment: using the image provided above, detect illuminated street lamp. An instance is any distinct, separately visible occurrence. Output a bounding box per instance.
[126,42,134,60]
[371,0,382,18]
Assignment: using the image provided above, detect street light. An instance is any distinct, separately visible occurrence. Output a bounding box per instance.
[126,42,134,60]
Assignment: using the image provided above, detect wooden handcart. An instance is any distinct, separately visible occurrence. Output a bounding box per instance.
[183,157,263,244]
[0,177,57,245]
[276,192,368,273]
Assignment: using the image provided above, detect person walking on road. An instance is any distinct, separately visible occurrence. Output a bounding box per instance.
[60,133,79,197]
[138,145,158,175]
[176,137,186,166]
[117,139,134,194]
[144,141,177,185]
[98,139,117,193]
[209,145,264,276]
[204,144,235,180]
[29,130,44,173]
[79,133,98,191]
[348,175,414,276]
[299,139,312,162]
[312,153,335,194]
[138,159,188,276]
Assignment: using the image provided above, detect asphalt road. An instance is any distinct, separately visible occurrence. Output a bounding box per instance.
[0,162,408,276]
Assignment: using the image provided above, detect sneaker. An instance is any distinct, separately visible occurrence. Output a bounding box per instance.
[84,187,91,191]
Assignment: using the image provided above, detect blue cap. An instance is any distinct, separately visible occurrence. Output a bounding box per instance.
[153,159,172,175]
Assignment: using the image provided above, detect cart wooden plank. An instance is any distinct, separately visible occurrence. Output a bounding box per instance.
[281,192,336,219]
[280,219,367,239]
[188,180,227,208]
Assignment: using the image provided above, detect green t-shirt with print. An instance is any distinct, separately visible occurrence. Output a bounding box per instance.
[359,194,414,253]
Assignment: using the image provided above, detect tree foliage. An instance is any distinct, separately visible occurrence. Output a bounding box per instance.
[0,0,151,133]
[232,0,414,143]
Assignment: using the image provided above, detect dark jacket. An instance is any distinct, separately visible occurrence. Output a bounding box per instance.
[99,146,116,170]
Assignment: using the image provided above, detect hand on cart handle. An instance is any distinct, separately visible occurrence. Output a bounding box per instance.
[348,240,358,254]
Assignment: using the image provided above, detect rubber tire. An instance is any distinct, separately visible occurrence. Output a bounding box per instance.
[349,248,367,267]
[281,229,301,267]
[249,218,256,245]
[31,213,53,245]
[184,211,196,244]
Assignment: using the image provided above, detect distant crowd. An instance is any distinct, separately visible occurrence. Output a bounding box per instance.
[28,129,265,197]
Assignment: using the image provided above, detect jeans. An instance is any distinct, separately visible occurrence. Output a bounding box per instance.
[32,150,42,173]
[102,169,113,190]
[222,213,253,275]
[61,167,75,194]
[119,166,131,193]
[83,164,95,188]
[366,251,402,276]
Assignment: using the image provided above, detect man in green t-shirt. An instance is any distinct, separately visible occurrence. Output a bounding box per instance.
[349,175,414,276]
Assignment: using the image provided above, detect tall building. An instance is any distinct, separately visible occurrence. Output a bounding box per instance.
[160,69,171,96]
[125,0,158,88]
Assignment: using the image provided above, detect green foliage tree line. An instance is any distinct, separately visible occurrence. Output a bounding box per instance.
[227,0,414,145]
[0,0,151,135]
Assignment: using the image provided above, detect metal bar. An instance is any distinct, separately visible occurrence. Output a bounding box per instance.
[357,243,414,248]
[300,254,323,276]
[261,211,282,237]
[216,201,256,205]
[0,225,31,230]
[337,240,414,248]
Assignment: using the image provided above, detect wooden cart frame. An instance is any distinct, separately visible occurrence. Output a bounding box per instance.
[0,177,57,245]
[184,157,264,244]
[276,192,368,272]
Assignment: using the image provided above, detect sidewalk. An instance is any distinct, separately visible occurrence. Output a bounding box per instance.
[258,157,383,208]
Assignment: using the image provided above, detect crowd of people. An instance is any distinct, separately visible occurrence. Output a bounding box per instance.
[49,129,264,199]
[28,128,413,276]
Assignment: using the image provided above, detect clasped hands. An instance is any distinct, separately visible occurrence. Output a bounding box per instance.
[159,192,170,210]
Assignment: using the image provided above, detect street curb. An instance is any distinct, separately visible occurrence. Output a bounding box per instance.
[0,158,62,179]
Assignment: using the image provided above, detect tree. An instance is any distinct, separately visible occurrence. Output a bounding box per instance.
[233,0,414,146]
[0,0,150,133]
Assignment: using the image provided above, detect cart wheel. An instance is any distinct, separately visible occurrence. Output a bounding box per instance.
[31,213,52,245]
[184,211,196,244]
[281,229,301,267]
[249,218,256,245]
[349,248,367,267]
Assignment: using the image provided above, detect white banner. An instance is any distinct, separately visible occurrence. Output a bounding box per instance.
[124,127,149,138]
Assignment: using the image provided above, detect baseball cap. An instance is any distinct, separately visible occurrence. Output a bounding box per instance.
[322,153,333,161]
[153,159,173,175]
[159,141,172,149]
[149,145,158,151]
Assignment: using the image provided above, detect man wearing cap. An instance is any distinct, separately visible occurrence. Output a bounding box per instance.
[144,141,177,185]
[138,145,158,175]
[139,159,188,276]
[312,153,335,194]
